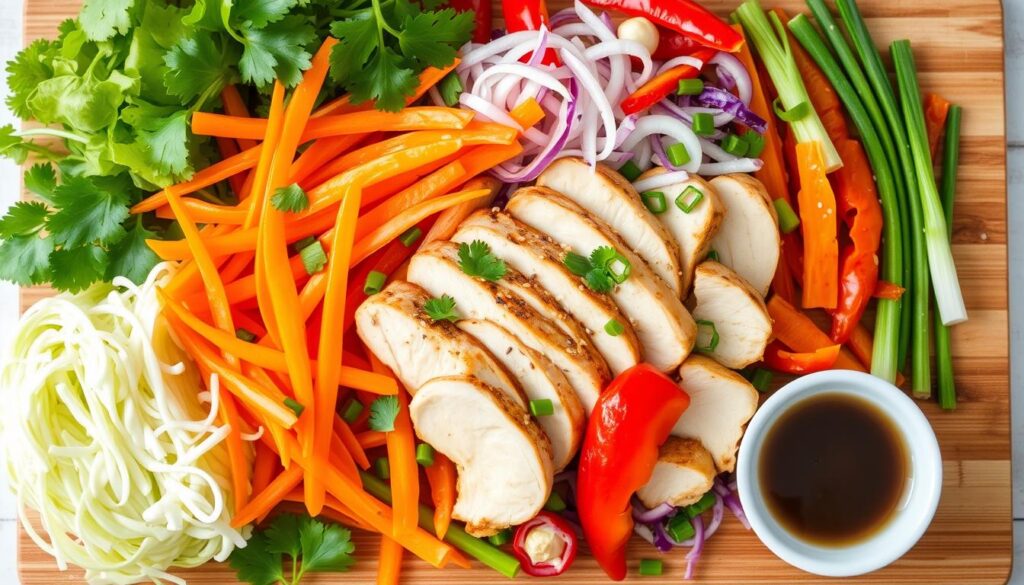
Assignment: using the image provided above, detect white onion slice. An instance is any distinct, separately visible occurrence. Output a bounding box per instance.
[700,158,764,175]
[699,137,738,162]
[633,170,692,192]
[659,55,706,75]
[620,115,702,173]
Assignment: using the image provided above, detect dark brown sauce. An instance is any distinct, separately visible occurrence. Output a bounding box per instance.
[759,393,908,547]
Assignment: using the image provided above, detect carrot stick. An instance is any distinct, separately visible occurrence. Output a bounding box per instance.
[279,493,378,533]
[766,295,865,372]
[215,136,248,196]
[355,155,461,210]
[218,392,251,516]
[131,147,263,213]
[378,536,404,585]
[334,415,371,469]
[369,355,418,538]
[795,141,839,309]
[846,322,874,371]
[355,162,467,241]
[192,107,475,141]
[246,82,289,228]
[314,62,458,118]
[232,464,304,528]
[291,134,368,186]
[251,440,280,496]
[357,430,388,449]
[221,85,259,150]
[424,452,456,540]
[329,430,362,485]
[422,176,501,244]
[924,93,951,158]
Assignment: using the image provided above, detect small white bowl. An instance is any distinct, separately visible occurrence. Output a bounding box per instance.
[735,369,942,577]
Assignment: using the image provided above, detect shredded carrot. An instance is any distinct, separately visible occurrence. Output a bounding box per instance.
[329,430,361,484]
[334,415,371,469]
[422,176,500,244]
[131,147,262,213]
[221,85,259,150]
[765,295,865,372]
[251,441,280,496]
[218,392,250,517]
[314,62,458,118]
[279,493,377,532]
[246,82,289,227]
[369,355,418,538]
[356,430,388,449]
[291,134,368,186]
[795,141,839,309]
[378,536,404,585]
[232,464,304,528]
[424,452,456,540]
[355,162,467,241]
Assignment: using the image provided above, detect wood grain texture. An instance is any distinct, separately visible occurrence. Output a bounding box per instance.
[17,0,1011,582]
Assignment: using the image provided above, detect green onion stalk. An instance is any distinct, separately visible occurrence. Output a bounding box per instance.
[786,15,903,384]
[934,105,963,410]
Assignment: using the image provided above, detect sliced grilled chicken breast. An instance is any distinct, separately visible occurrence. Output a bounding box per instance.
[355,281,524,405]
[408,241,608,411]
[506,187,696,372]
[639,168,725,294]
[636,437,716,509]
[708,174,780,297]
[691,261,772,369]
[673,355,759,473]
[537,157,684,294]
[458,319,584,471]
[410,376,554,536]
[454,211,641,378]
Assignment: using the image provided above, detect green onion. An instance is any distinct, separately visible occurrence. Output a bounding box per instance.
[619,160,642,182]
[488,529,512,546]
[283,398,305,418]
[294,236,317,252]
[300,240,328,275]
[675,185,705,213]
[666,143,691,167]
[695,320,720,352]
[416,443,435,467]
[735,0,841,170]
[439,71,464,107]
[341,398,364,423]
[677,78,704,96]
[772,98,810,122]
[375,457,390,480]
[750,368,773,393]
[363,270,387,295]
[934,104,961,411]
[641,191,667,214]
[706,249,720,262]
[692,112,716,136]
[530,399,554,417]
[544,491,567,512]
[605,319,625,336]
[361,472,521,578]
[639,558,663,576]
[721,134,749,157]
[598,251,632,284]
[685,492,716,518]
[666,514,695,542]
[235,328,257,342]
[773,198,800,233]
[399,226,422,247]
[743,130,766,157]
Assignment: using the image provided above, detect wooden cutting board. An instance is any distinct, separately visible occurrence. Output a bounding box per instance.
[16,0,1011,582]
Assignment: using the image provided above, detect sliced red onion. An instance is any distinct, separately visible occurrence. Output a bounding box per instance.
[621,115,702,173]
[715,477,751,530]
[599,11,615,32]
[700,158,763,175]
[632,501,676,523]
[684,515,705,580]
[549,7,582,28]
[652,521,676,553]
[562,49,617,161]
[586,41,653,87]
[427,86,446,108]
[632,170,691,192]
[710,52,753,105]
[492,79,578,182]
[717,65,736,91]
[614,114,638,148]
[695,87,767,133]
[553,23,600,38]
[525,25,551,68]
[460,31,544,69]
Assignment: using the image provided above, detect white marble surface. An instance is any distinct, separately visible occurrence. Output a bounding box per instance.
[0,0,1021,582]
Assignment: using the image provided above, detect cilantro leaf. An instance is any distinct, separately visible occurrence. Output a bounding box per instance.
[239,15,315,87]
[48,175,130,248]
[0,125,34,164]
[49,245,108,293]
[28,74,128,133]
[263,513,302,559]
[164,35,238,103]
[0,234,52,286]
[0,202,49,239]
[369,395,400,432]
[590,246,619,270]
[328,14,378,86]
[105,221,160,284]
[563,251,592,277]
[563,248,625,293]
[398,8,474,69]
[5,39,56,118]
[229,531,285,585]
[130,108,190,176]
[23,164,57,202]
[457,240,506,281]
[271,183,309,213]
[298,517,355,574]
[231,514,355,585]
[584,269,614,293]
[232,0,297,29]
[423,294,459,323]
[80,0,135,41]
[352,46,417,113]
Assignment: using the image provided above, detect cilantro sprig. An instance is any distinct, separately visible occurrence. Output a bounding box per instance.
[423,294,459,323]
[458,240,506,282]
[368,395,400,432]
[563,246,633,293]
[229,513,355,585]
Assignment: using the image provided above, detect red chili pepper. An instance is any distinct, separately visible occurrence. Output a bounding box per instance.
[653,27,699,60]
[450,0,493,44]
[874,280,906,301]
[577,364,689,581]
[583,0,742,52]
[502,0,559,65]
[830,139,883,343]
[511,512,578,576]
[620,48,717,116]
[763,341,841,374]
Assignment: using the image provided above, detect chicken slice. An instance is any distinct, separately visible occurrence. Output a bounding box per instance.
[455,211,641,376]
[636,437,716,509]
[708,174,780,297]
[639,168,725,294]
[537,157,684,294]
[506,187,696,372]
[408,240,609,411]
[691,261,772,369]
[458,319,584,471]
[410,376,554,536]
[355,281,524,405]
[673,355,760,473]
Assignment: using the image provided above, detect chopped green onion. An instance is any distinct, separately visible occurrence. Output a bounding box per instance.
[375,457,390,480]
[666,514,696,542]
[641,191,667,214]
[666,142,691,167]
[364,270,387,295]
[685,492,717,518]
[773,198,800,233]
[300,241,328,275]
[618,160,642,182]
[772,97,810,122]
[692,112,716,136]
[439,71,464,107]
[675,185,705,213]
[283,398,305,418]
[639,558,664,576]
[294,236,317,252]
[696,320,720,352]
[706,249,720,262]
[235,328,257,342]
[488,529,512,546]
[677,78,705,96]
[544,491,567,512]
[605,254,631,284]
[721,134,749,157]
[743,130,766,157]
[530,399,554,417]
[605,319,625,336]
[341,398,364,423]
[750,368,773,393]
[416,443,435,467]
[399,226,423,247]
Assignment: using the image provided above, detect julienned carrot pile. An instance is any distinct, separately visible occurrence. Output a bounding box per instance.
[142,38,534,579]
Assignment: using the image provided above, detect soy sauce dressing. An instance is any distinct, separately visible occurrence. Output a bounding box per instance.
[759,393,908,547]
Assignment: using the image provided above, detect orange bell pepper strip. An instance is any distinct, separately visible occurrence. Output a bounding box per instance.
[846,322,875,371]
[378,536,404,585]
[763,341,841,374]
[924,93,951,158]
[765,295,865,372]
[795,141,839,309]
[191,107,474,141]
[424,453,457,540]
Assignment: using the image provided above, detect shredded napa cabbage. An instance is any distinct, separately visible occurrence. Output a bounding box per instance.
[0,264,248,584]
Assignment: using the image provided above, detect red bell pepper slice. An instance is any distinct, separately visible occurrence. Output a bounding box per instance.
[653,27,700,60]
[620,48,716,116]
[502,0,559,65]
[583,0,742,52]
[450,0,493,44]
[511,511,578,576]
[577,364,690,581]
[763,341,841,374]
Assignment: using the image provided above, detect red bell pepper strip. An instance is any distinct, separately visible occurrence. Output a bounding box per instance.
[763,341,841,374]
[503,0,558,65]
[511,512,578,576]
[830,139,883,343]
[450,0,492,44]
[577,364,690,581]
[652,27,699,60]
[620,48,716,116]
[583,0,742,52]
[874,280,906,301]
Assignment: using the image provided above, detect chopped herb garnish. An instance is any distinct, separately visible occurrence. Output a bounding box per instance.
[605,319,625,336]
[228,513,355,585]
[750,368,773,393]
[284,397,305,418]
[695,319,720,352]
[563,246,631,293]
[271,183,309,213]
[415,443,435,467]
[341,398,364,423]
[675,185,705,213]
[423,294,459,322]
[368,396,400,432]
[544,491,567,512]
[375,456,390,480]
[618,160,642,182]
[300,241,328,275]
[641,191,667,214]
[458,240,506,281]
[363,270,387,295]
